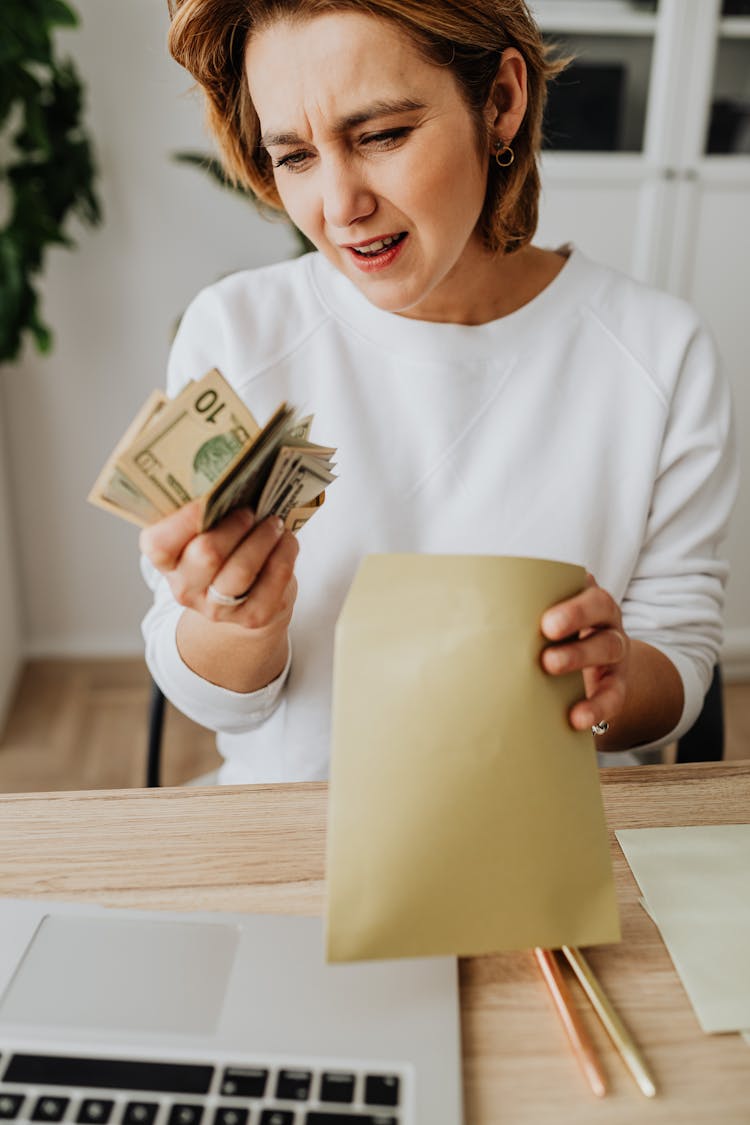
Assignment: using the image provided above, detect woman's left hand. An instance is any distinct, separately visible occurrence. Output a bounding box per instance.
[540,574,630,732]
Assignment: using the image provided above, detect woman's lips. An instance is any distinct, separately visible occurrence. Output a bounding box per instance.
[344,232,408,273]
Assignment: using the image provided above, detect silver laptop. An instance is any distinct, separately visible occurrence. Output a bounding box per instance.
[0,899,463,1125]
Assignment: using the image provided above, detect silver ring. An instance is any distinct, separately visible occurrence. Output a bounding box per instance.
[207,583,250,607]
[591,720,610,736]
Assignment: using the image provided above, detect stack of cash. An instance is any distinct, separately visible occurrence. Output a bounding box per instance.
[88,368,336,533]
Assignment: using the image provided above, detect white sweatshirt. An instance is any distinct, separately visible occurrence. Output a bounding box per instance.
[142,248,737,783]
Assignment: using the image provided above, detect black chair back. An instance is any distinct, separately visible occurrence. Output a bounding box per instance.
[675,665,724,764]
[146,679,166,787]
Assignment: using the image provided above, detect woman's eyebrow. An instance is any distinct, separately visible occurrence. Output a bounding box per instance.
[259,97,426,148]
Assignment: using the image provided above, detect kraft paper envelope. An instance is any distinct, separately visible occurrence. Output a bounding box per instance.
[616,825,750,1033]
[326,554,620,963]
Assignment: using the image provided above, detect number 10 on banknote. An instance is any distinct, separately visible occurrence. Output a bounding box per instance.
[88,368,336,533]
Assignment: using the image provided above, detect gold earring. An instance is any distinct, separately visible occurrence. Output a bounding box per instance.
[494,142,515,168]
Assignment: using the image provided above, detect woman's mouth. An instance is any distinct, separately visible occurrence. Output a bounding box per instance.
[344,232,408,272]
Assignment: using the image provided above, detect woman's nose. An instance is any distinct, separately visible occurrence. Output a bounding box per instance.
[321,163,376,230]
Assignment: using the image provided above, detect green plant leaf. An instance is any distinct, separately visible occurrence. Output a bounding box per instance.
[0,0,101,364]
[41,0,79,29]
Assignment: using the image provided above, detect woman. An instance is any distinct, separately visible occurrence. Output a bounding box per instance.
[141,0,736,783]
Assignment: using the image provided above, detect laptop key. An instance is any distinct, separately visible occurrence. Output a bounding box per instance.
[31,1096,69,1121]
[305,1115,397,1125]
[220,1068,268,1098]
[212,1110,249,1125]
[76,1098,115,1123]
[122,1101,159,1125]
[319,1073,356,1103]
[0,1095,24,1120]
[5,1056,213,1095]
[259,1112,295,1125]
[275,1070,312,1101]
[167,1105,204,1125]
[364,1075,400,1107]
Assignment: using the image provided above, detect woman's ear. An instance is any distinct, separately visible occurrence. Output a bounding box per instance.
[484,47,528,145]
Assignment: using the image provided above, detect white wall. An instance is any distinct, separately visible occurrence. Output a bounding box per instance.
[1,1,748,675]
[0,402,22,722]
[1,0,297,656]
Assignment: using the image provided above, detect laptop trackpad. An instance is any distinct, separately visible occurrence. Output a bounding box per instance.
[0,914,239,1035]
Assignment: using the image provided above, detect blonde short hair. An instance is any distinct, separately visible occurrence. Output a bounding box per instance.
[167,0,566,253]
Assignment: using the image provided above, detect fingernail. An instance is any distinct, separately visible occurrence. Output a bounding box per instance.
[569,710,589,732]
[542,610,567,636]
[272,516,284,535]
[545,649,569,673]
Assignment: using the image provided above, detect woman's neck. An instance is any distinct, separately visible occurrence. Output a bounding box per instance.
[398,243,568,326]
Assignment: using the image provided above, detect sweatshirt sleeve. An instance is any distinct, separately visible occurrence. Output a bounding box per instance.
[140,557,291,735]
[622,320,738,749]
[138,284,291,735]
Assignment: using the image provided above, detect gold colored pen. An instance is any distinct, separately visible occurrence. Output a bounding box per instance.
[562,945,657,1098]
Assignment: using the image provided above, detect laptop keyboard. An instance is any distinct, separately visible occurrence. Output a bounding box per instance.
[0,1054,407,1125]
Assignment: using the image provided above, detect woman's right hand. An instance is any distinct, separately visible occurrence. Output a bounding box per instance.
[140,498,300,635]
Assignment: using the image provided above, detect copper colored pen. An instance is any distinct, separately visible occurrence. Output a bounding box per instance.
[533,947,607,1098]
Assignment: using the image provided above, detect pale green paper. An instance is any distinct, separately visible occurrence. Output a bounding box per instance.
[326,554,620,963]
[616,825,750,1033]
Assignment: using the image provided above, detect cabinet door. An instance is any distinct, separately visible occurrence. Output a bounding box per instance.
[532,2,667,280]
[536,156,664,278]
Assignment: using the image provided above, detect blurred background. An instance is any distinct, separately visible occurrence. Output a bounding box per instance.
[0,0,748,788]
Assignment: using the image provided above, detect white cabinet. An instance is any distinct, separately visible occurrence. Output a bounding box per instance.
[532,0,750,676]
[534,1,750,280]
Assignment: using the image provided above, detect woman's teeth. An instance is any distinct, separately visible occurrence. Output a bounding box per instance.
[353,233,404,256]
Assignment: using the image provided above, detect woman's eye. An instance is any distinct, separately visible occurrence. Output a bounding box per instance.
[272,150,312,171]
[362,127,411,149]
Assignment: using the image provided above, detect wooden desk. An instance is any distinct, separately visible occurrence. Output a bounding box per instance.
[0,762,748,1124]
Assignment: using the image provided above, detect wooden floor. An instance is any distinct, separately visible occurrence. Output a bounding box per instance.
[0,658,220,792]
[0,658,748,793]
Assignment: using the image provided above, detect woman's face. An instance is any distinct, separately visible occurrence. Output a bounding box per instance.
[245,11,498,322]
